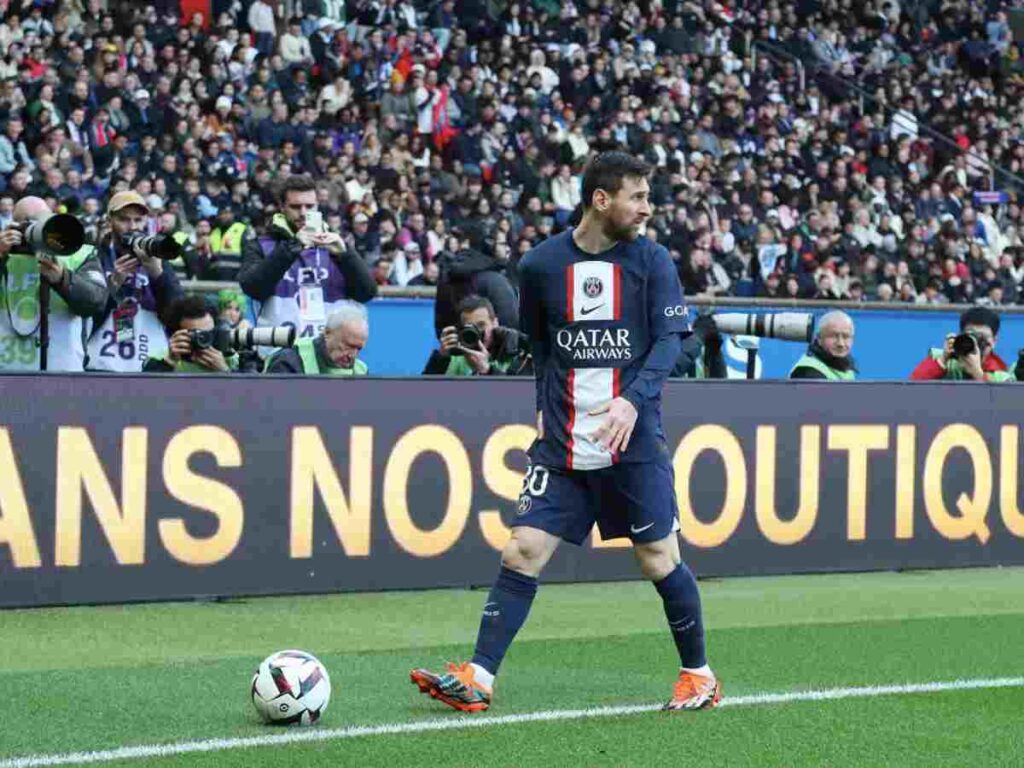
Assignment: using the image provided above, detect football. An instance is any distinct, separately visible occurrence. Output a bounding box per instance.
[251,650,332,726]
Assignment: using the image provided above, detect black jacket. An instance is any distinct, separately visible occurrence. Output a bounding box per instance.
[433,249,518,338]
[238,222,378,304]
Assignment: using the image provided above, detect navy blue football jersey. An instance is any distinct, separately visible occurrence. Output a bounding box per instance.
[518,229,689,470]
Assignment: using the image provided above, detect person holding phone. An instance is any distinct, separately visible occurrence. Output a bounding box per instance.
[238,175,378,354]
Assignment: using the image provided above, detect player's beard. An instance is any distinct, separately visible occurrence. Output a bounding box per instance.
[603,215,641,243]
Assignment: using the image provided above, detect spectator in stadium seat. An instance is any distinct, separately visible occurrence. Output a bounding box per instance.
[910,306,1013,381]
[264,301,369,376]
[790,311,858,380]
[239,174,377,344]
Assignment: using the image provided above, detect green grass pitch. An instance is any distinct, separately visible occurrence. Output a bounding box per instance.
[1,567,1023,766]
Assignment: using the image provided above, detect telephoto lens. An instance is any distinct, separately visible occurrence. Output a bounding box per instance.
[225,326,297,351]
[121,233,183,260]
[23,213,85,255]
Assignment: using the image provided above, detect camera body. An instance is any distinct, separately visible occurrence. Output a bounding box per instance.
[449,324,484,356]
[459,324,482,348]
[188,325,296,356]
[121,232,183,261]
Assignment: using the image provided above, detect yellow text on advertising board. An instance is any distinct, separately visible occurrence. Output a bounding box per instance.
[0,422,1023,568]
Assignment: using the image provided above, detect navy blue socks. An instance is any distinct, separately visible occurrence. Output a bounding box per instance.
[654,563,707,669]
[471,566,539,675]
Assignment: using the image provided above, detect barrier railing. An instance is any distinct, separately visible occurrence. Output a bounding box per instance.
[181,280,1024,315]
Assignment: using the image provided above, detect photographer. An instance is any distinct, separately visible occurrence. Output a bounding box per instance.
[423,295,532,376]
[86,192,184,372]
[264,301,369,376]
[239,175,377,348]
[143,295,253,373]
[0,196,106,370]
[790,311,857,380]
[911,307,1012,382]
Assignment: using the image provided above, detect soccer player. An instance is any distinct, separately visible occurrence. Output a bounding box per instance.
[410,152,721,712]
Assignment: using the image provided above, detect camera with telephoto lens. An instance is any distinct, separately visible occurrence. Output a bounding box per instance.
[121,232,183,261]
[952,332,980,359]
[188,324,296,355]
[712,312,815,342]
[18,213,86,256]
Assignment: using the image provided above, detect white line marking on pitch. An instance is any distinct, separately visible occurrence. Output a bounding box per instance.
[3,677,1022,767]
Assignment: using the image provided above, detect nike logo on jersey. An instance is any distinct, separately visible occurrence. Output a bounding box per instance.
[580,303,606,316]
[630,522,655,534]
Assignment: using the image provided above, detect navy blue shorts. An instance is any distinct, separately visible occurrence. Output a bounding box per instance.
[512,461,680,545]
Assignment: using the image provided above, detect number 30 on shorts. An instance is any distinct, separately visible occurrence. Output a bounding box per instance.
[521,465,550,497]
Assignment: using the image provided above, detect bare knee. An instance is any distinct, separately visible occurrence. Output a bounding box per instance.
[634,536,682,582]
[501,528,558,578]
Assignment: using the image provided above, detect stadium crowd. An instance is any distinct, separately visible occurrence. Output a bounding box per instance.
[1,0,1024,348]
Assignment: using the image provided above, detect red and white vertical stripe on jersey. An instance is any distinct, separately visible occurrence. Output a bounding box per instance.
[565,265,576,468]
[564,260,622,471]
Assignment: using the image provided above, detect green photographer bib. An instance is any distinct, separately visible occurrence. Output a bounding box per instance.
[0,250,91,371]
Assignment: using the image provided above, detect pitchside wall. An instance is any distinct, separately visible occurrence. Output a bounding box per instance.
[0,376,1022,607]
[356,299,1024,379]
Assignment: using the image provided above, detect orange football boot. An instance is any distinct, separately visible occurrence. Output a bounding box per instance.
[410,662,492,712]
[663,669,722,711]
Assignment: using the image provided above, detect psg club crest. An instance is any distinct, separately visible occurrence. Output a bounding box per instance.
[583,276,603,299]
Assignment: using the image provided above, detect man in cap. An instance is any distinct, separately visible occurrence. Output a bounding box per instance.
[85,191,183,372]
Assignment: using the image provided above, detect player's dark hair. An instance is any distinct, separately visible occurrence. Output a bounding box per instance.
[580,152,652,209]
[280,174,317,202]
[161,294,214,333]
[960,306,1000,335]
[457,294,496,319]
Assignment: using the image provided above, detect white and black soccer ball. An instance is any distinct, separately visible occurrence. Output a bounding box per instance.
[251,650,331,726]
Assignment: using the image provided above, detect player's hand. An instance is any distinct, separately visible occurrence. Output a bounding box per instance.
[439,326,459,357]
[462,339,491,374]
[588,397,638,454]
